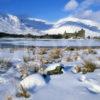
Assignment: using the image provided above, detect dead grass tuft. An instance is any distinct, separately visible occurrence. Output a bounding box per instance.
[19,66,28,79]
[16,85,30,98]
[49,48,61,59]
[5,95,13,100]
[81,61,96,74]
[0,58,12,73]
[74,61,96,74]
[39,48,48,55]
[23,56,34,63]
[84,48,97,54]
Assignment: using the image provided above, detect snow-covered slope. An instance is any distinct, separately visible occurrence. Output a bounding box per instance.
[44,17,100,37]
[20,74,46,90]
[21,17,53,30]
[0,14,100,37]
[0,14,52,35]
[0,14,41,35]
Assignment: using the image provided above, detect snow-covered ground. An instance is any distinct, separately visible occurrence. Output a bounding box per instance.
[0,46,100,100]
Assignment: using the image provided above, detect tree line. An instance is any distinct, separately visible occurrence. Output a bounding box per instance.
[0,29,85,39]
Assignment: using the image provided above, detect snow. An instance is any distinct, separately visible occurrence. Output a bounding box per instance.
[0,14,39,35]
[55,17,100,28]
[79,75,86,82]
[44,25,100,37]
[0,46,100,100]
[29,72,100,100]
[80,76,100,94]
[0,77,7,84]
[20,74,46,90]
[43,16,100,37]
[86,81,100,93]
[0,13,100,100]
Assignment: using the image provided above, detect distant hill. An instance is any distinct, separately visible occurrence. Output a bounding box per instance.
[0,14,100,37]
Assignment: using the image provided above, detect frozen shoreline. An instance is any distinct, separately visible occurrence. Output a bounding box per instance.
[0,38,100,48]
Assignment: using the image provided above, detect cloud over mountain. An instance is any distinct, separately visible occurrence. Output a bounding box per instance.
[64,0,79,11]
[64,0,100,22]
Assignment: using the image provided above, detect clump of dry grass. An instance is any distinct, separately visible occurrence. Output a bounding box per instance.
[74,65,81,73]
[81,61,96,74]
[38,67,46,75]
[0,58,11,65]
[74,61,96,74]
[19,57,49,76]
[5,95,13,100]
[39,48,48,55]
[23,55,34,63]
[28,64,40,73]
[0,58,12,73]
[65,53,80,62]
[73,54,81,61]
[88,48,97,54]
[18,66,29,79]
[66,56,73,62]
[73,55,79,61]
[29,47,35,51]
[42,59,49,64]
[49,48,61,60]
[84,48,97,54]
[16,85,30,98]
[25,60,45,74]
[97,57,100,61]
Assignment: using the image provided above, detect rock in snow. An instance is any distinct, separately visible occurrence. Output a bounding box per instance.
[45,63,62,72]
[20,74,46,90]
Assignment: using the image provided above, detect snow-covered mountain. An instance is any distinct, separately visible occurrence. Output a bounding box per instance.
[0,14,53,35]
[44,17,100,37]
[20,17,53,30]
[0,14,100,37]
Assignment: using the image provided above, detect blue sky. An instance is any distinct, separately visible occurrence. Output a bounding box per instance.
[0,0,100,22]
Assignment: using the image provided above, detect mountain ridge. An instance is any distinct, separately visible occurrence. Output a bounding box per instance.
[0,14,100,37]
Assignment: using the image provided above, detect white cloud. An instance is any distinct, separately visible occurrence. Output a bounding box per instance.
[77,0,93,11]
[63,0,100,22]
[78,10,100,22]
[82,10,93,17]
[28,18,53,24]
[72,0,100,22]
[74,0,98,15]
[64,0,79,11]
[75,10,92,18]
